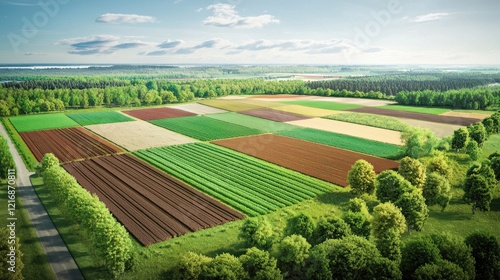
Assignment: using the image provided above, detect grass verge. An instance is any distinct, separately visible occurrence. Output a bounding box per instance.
[1,118,38,171]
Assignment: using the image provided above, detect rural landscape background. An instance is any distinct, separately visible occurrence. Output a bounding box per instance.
[1,0,500,280]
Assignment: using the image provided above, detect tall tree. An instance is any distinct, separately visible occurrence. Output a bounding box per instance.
[401,127,439,158]
[395,190,429,232]
[422,172,452,211]
[466,140,481,161]
[372,202,407,239]
[313,217,352,245]
[465,232,500,280]
[347,159,376,195]
[276,235,311,279]
[451,127,469,152]
[398,157,427,189]
[468,122,487,147]
[376,170,414,203]
[463,174,493,214]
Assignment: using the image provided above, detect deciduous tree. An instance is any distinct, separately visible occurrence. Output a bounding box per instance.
[372,202,407,239]
[463,174,493,213]
[376,170,414,203]
[239,217,275,250]
[465,232,500,280]
[347,159,376,195]
[398,157,427,189]
[451,127,469,151]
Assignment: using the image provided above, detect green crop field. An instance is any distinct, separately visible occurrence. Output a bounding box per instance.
[280,100,363,111]
[198,100,263,111]
[150,116,263,141]
[278,128,405,159]
[377,105,451,115]
[206,112,298,133]
[67,111,134,126]
[135,143,336,216]
[9,114,79,133]
[324,112,412,132]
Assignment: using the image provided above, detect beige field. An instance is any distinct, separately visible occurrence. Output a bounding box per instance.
[398,119,463,138]
[286,118,403,145]
[312,97,397,107]
[273,105,344,117]
[198,99,263,112]
[440,111,492,120]
[170,103,227,115]
[249,94,318,102]
[85,121,197,151]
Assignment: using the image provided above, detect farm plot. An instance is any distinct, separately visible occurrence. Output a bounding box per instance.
[348,107,481,126]
[377,105,450,115]
[313,97,397,107]
[272,105,341,117]
[150,116,263,141]
[170,103,228,115]
[122,107,196,121]
[280,100,363,111]
[86,121,197,151]
[325,113,411,132]
[287,118,402,145]
[63,154,245,246]
[199,99,263,112]
[206,113,298,133]
[67,111,134,126]
[278,128,404,159]
[135,143,335,217]
[240,108,311,122]
[9,113,79,132]
[249,94,317,101]
[397,119,462,138]
[440,111,492,120]
[20,127,123,162]
[213,135,400,187]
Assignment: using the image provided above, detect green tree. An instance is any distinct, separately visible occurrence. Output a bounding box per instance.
[414,260,466,280]
[372,202,407,239]
[376,170,414,203]
[482,117,495,136]
[239,217,274,250]
[401,237,441,278]
[463,174,493,213]
[376,228,402,264]
[305,245,332,280]
[395,190,429,232]
[0,227,24,280]
[174,252,213,280]
[342,211,371,238]
[490,156,500,181]
[398,157,427,189]
[276,235,311,279]
[465,232,500,280]
[468,122,487,147]
[427,155,452,180]
[40,153,59,174]
[0,136,15,179]
[429,234,476,280]
[451,127,469,152]
[466,140,481,161]
[239,248,282,280]
[467,162,497,188]
[200,253,248,280]
[346,198,371,220]
[401,127,439,158]
[422,172,452,211]
[347,159,376,195]
[313,217,352,245]
[283,213,315,243]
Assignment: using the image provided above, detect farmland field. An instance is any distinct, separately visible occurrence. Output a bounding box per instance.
[278,128,404,159]
[205,112,298,133]
[63,154,245,246]
[240,108,311,122]
[349,107,480,126]
[313,97,396,107]
[378,105,451,115]
[440,111,492,119]
[213,135,400,187]
[199,99,263,111]
[325,112,411,132]
[86,121,197,151]
[122,107,196,121]
[170,103,228,115]
[20,127,123,162]
[272,105,340,117]
[67,111,134,126]
[150,116,263,141]
[280,100,363,111]
[135,143,335,216]
[287,118,403,145]
[398,119,462,137]
[9,113,79,132]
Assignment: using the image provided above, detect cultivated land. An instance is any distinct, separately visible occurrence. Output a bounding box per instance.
[150,116,263,141]
[170,103,228,115]
[325,112,411,132]
[272,104,341,117]
[398,119,463,138]
[206,112,298,133]
[248,94,317,101]
[199,99,263,111]
[240,108,311,122]
[67,111,134,126]
[378,105,451,115]
[86,121,197,151]
[135,143,335,217]
[280,100,363,111]
[9,113,79,132]
[122,107,196,121]
[213,135,400,187]
[313,97,397,106]
[20,127,123,162]
[64,154,245,246]
[287,118,403,145]
[349,107,481,126]
[440,111,492,119]
[278,128,404,159]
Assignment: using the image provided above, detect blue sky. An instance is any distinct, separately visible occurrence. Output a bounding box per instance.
[0,0,499,65]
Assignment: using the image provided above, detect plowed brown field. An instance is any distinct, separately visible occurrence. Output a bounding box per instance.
[348,107,480,126]
[20,127,123,162]
[213,135,399,187]
[240,108,311,122]
[63,154,245,246]
[122,107,196,121]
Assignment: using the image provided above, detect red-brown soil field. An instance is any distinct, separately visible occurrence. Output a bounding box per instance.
[213,135,399,187]
[122,107,196,121]
[63,154,245,246]
[20,127,123,163]
[240,108,311,122]
[348,107,480,126]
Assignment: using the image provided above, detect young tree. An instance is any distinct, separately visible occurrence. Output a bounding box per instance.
[395,190,429,232]
[465,232,500,280]
[200,253,248,280]
[283,213,315,243]
[427,155,452,180]
[372,202,407,239]
[466,140,481,161]
[342,211,371,238]
[451,127,469,152]
[422,172,452,211]
[40,153,60,174]
[463,174,493,214]
[347,159,376,195]
[401,127,439,158]
[239,217,275,250]
[376,170,414,203]
[239,248,282,280]
[346,197,372,220]
[173,252,212,280]
[313,217,352,245]
[468,122,487,147]
[398,157,427,189]
[276,235,311,279]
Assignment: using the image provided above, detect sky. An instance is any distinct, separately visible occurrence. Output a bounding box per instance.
[0,0,499,65]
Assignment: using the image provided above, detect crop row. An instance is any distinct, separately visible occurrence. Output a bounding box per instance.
[324,112,412,132]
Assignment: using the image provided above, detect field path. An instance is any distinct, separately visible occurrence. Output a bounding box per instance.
[0,122,84,280]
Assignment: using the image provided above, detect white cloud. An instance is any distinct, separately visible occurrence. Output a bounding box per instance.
[410,12,449,23]
[96,13,158,24]
[203,3,279,28]
[57,35,152,55]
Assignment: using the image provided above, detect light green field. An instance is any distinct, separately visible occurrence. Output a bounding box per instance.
[324,112,412,132]
[67,111,134,126]
[377,105,451,115]
[9,114,79,132]
[281,100,364,111]
[206,112,298,133]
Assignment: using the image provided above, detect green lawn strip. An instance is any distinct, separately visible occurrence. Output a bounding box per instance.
[278,128,405,159]
[0,180,55,280]
[324,112,412,132]
[280,100,363,111]
[150,116,263,141]
[135,143,336,217]
[9,114,79,133]
[377,105,451,115]
[1,118,38,171]
[205,112,298,133]
[30,175,113,280]
[483,134,500,157]
[66,111,134,126]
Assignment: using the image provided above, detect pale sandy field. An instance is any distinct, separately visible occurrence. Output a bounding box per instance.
[85,121,198,151]
[440,111,492,120]
[398,119,463,138]
[286,118,403,145]
[170,103,227,115]
[274,105,344,117]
